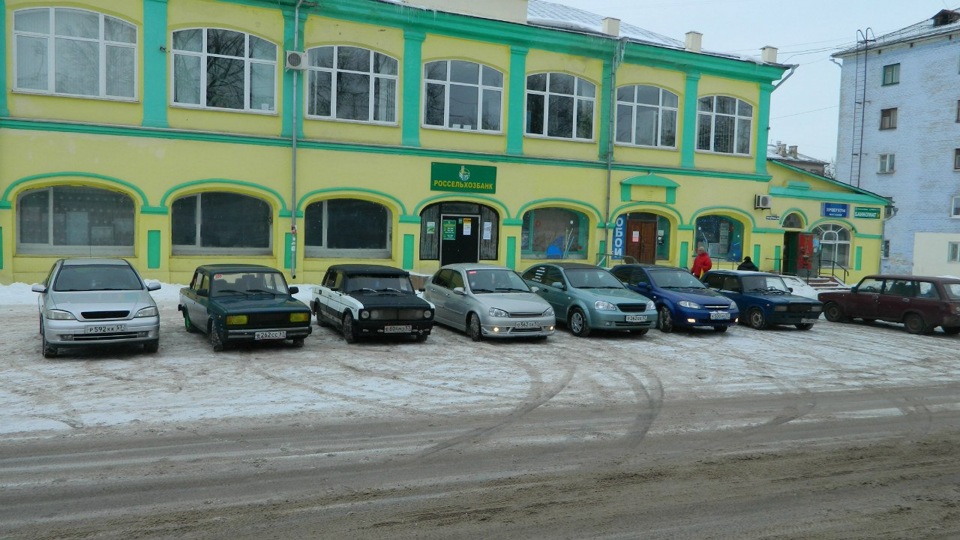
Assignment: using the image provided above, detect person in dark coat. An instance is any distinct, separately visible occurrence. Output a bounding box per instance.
[737,256,759,271]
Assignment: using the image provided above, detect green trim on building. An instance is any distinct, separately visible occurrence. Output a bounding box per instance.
[297,187,409,217]
[506,236,516,269]
[142,0,169,128]
[412,194,509,218]
[1,172,151,209]
[770,185,888,205]
[403,234,414,269]
[680,241,690,269]
[609,201,684,226]
[752,244,760,266]
[855,246,862,271]
[773,245,781,271]
[514,198,604,222]
[689,206,759,229]
[0,0,8,118]
[284,232,293,269]
[619,174,679,203]
[507,47,528,156]
[780,207,810,229]
[147,230,161,269]
[680,72,700,169]
[754,83,772,176]
[158,179,292,215]
[402,29,425,147]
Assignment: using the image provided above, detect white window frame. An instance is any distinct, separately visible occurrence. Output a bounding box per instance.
[881,63,900,86]
[13,7,137,100]
[171,28,277,113]
[878,153,895,174]
[954,149,960,170]
[423,60,503,132]
[305,45,398,124]
[814,224,851,267]
[949,242,960,263]
[696,95,753,155]
[951,195,960,218]
[525,72,596,141]
[615,85,679,148]
[880,107,897,130]
[303,199,392,259]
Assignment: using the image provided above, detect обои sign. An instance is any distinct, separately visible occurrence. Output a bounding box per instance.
[430,162,496,194]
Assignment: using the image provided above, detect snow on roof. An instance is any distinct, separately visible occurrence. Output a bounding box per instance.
[834,7,960,56]
[766,143,827,165]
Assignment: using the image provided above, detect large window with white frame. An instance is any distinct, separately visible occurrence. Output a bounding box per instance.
[18,186,135,255]
[306,46,397,123]
[13,7,136,99]
[526,72,595,140]
[951,195,960,217]
[171,192,272,254]
[423,60,503,132]
[303,199,391,258]
[616,85,678,148]
[172,28,276,112]
[813,224,850,267]
[696,96,752,155]
[878,153,895,173]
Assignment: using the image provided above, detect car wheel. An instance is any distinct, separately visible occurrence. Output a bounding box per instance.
[631,328,649,337]
[313,303,328,327]
[795,323,814,331]
[183,311,198,333]
[823,302,847,323]
[342,312,357,343]
[746,308,768,330]
[41,330,57,359]
[209,323,226,352]
[942,326,960,335]
[467,313,483,342]
[569,308,591,337]
[143,339,160,353]
[657,305,674,333]
[904,313,930,335]
[414,332,429,342]
[713,325,728,333]
[292,337,305,348]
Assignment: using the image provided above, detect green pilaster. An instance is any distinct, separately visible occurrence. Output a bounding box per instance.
[755,82,773,176]
[506,236,516,269]
[598,58,613,161]
[284,232,293,270]
[680,241,690,269]
[773,245,782,272]
[402,30,425,147]
[280,6,305,139]
[855,246,862,271]
[147,230,161,269]
[752,244,761,270]
[403,234,414,270]
[681,72,701,169]
[142,0,169,127]
[0,0,8,117]
[506,46,528,156]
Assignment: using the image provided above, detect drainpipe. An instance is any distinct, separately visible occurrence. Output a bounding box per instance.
[289,0,307,279]
[603,38,627,267]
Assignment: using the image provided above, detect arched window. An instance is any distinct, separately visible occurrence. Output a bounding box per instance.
[814,224,850,267]
[171,192,272,254]
[18,186,135,255]
[304,199,391,258]
[526,72,595,140]
[306,46,398,123]
[521,208,588,259]
[172,28,276,111]
[423,60,503,132]
[782,213,804,229]
[695,215,745,262]
[696,96,753,155]
[615,85,678,148]
[14,8,137,99]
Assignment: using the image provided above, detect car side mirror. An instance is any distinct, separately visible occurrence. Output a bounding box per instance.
[788,287,794,293]
[453,286,466,295]
[551,282,566,290]
[31,283,47,294]
[288,286,299,295]
[850,286,858,293]
[530,285,540,293]
[147,281,161,291]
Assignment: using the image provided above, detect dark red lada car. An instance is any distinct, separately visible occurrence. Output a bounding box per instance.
[819,274,960,334]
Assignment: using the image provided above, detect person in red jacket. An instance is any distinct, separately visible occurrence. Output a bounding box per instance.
[691,246,712,278]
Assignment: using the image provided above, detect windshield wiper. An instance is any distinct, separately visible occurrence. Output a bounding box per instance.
[471,287,494,293]
[378,287,405,294]
[495,287,528,292]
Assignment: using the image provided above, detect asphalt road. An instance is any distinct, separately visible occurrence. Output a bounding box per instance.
[2,300,959,539]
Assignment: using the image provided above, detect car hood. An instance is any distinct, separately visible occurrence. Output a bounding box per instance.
[49,290,156,313]
[575,287,650,303]
[740,292,821,304]
[213,295,309,312]
[653,287,731,304]
[348,292,433,309]
[471,292,552,312]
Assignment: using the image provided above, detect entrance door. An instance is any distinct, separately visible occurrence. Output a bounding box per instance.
[439,214,480,266]
[782,232,815,276]
[626,220,657,264]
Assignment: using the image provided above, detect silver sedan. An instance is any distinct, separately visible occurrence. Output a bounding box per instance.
[423,263,555,341]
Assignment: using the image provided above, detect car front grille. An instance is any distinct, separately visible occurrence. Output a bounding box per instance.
[369,308,428,320]
[617,303,648,313]
[788,304,817,312]
[703,303,730,310]
[72,332,144,342]
[81,310,130,320]
[245,313,307,328]
[510,312,545,318]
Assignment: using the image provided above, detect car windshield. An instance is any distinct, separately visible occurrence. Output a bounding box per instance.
[565,268,624,289]
[53,265,143,292]
[943,283,960,300]
[346,274,413,294]
[741,275,790,294]
[648,269,706,289]
[212,272,289,296]
[466,269,530,293]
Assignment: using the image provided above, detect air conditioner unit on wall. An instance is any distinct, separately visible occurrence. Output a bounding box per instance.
[755,194,772,209]
[285,51,307,70]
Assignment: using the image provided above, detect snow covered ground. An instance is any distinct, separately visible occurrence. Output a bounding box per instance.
[3,280,959,439]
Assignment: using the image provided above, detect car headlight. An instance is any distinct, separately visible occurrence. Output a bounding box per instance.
[46,309,76,321]
[423,309,433,319]
[226,315,248,325]
[289,312,310,323]
[360,310,370,319]
[811,305,823,312]
[489,307,509,318]
[543,306,555,316]
[647,301,656,311]
[135,306,159,318]
[594,300,617,311]
[678,300,700,309]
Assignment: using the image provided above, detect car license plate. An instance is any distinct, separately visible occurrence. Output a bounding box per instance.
[255,331,286,340]
[85,324,125,334]
[625,315,648,323]
[383,325,412,333]
[709,312,730,320]
[514,321,540,329]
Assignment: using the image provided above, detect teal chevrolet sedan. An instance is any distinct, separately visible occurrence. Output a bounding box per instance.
[521,263,657,337]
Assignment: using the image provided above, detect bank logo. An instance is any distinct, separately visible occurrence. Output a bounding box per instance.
[458,166,471,182]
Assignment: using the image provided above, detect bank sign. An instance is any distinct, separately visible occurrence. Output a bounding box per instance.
[430,162,497,194]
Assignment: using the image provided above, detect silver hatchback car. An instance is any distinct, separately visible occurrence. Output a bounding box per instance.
[424,263,555,341]
[32,258,161,358]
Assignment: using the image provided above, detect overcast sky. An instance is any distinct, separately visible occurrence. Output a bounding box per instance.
[551,0,955,163]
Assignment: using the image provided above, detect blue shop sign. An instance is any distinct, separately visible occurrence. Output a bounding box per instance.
[822,203,849,218]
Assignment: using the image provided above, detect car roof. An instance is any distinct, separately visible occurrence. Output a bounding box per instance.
[326,264,409,276]
[537,262,602,270]
[705,269,777,277]
[60,258,133,267]
[441,263,515,272]
[611,263,687,272]
[862,274,960,283]
[197,264,283,273]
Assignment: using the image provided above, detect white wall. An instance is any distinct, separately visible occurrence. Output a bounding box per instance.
[913,232,960,277]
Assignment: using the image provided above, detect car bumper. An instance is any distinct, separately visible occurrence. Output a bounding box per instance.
[480,316,555,338]
[354,320,434,337]
[590,310,658,330]
[674,307,739,328]
[769,312,821,325]
[43,317,160,346]
[226,325,312,341]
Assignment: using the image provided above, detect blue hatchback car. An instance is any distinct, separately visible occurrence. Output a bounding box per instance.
[701,270,823,330]
[610,264,739,333]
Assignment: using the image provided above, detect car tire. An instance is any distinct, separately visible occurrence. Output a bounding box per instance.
[569,308,591,337]
[414,332,429,342]
[746,308,768,330]
[631,328,649,337]
[183,311,199,333]
[904,313,930,335]
[942,326,960,335]
[42,332,57,359]
[713,325,728,333]
[209,323,226,352]
[795,323,814,331]
[313,303,328,327]
[467,313,483,342]
[823,302,847,323]
[342,312,357,344]
[144,339,160,353]
[292,337,305,348]
[657,305,674,333]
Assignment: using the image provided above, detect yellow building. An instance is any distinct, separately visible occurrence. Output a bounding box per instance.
[0,0,888,285]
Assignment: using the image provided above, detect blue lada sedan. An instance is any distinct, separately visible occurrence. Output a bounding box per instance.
[702,270,822,330]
